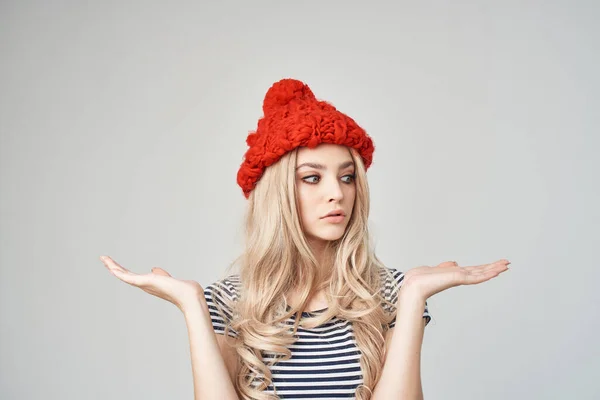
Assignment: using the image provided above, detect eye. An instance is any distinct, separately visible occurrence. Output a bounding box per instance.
[302,175,320,184]
[342,173,356,184]
[301,174,356,185]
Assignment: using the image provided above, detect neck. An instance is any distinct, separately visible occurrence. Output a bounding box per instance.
[307,239,335,286]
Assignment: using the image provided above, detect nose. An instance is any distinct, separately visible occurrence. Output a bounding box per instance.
[326,177,344,202]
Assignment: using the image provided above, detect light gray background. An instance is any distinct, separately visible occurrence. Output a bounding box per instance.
[1,1,598,399]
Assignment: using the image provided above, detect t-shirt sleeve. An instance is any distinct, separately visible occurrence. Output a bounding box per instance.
[381,268,431,328]
[203,275,240,338]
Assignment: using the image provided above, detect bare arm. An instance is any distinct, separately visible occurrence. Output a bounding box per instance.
[372,259,510,399]
[181,298,239,400]
[99,256,239,400]
[371,288,426,400]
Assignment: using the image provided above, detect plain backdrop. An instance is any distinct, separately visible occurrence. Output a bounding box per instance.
[1,1,598,399]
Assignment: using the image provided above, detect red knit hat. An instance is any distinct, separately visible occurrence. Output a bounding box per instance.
[236,78,375,199]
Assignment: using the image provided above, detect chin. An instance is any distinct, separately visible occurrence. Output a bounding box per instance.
[308,228,347,242]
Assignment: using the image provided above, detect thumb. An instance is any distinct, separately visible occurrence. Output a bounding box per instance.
[151,267,172,277]
[438,261,458,268]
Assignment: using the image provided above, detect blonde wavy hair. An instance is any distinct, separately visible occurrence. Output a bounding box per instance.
[217,145,399,400]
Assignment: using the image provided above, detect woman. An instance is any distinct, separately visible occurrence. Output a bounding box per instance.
[100,78,510,400]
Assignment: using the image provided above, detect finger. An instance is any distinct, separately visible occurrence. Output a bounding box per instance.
[437,261,458,268]
[463,273,493,285]
[151,267,171,277]
[464,259,509,273]
[466,266,505,279]
[111,268,152,287]
[100,256,150,286]
[100,256,119,274]
[464,263,497,274]
[465,265,508,284]
[477,260,510,274]
[464,270,500,284]
[100,256,131,275]
[481,263,510,277]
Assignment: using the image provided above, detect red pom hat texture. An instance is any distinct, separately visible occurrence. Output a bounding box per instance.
[236,78,375,198]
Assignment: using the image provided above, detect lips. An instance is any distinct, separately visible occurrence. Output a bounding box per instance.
[322,209,345,218]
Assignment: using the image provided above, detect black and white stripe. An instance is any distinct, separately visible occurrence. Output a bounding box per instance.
[203,268,430,399]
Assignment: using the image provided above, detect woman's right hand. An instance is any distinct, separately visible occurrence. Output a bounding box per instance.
[100,255,204,312]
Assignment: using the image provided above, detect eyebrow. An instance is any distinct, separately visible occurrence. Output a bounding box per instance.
[295,160,355,171]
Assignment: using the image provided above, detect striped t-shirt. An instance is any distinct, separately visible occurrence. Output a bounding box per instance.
[203,267,431,399]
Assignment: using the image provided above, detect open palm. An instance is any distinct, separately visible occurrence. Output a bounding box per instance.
[402,259,510,301]
[100,255,203,311]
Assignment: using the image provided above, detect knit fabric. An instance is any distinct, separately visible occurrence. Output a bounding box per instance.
[203,267,431,398]
[236,78,375,198]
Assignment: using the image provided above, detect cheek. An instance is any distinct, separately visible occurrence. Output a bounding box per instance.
[296,186,309,212]
[346,185,357,201]
[297,188,318,218]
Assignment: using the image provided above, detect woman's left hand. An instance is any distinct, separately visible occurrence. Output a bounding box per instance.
[401,259,510,301]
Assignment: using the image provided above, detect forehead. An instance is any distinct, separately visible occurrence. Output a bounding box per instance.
[296,143,354,164]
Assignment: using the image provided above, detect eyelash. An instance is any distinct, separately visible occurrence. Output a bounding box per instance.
[301,174,356,185]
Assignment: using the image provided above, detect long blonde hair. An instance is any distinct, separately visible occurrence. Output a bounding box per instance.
[219,146,398,399]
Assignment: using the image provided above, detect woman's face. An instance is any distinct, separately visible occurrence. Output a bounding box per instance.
[295,143,356,248]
